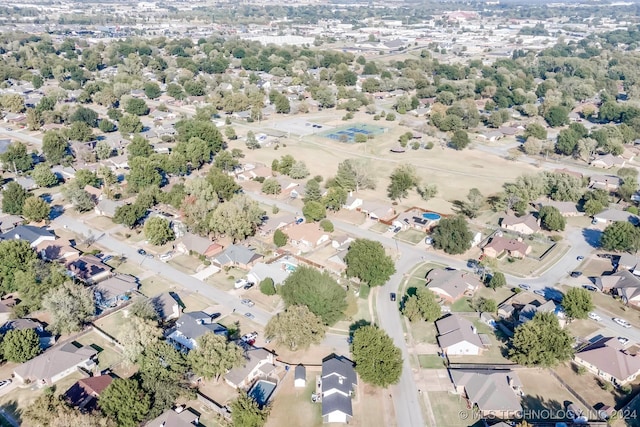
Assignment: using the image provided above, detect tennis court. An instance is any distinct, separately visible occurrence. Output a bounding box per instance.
[321,123,387,143]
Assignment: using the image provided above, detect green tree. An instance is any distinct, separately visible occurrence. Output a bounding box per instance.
[352,325,402,387]
[345,239,396,287]
[1,328,42,362]
[334,159,376,192]
[288,161,309,179]
[273,229,288,247]
[0,239,36,293]
[262,178,281,195]
[175,119,224,154]
[65,121,94,142]
[402,288,441,322]
[114,203,147,228]
[474,297,497,313]
[21,196,50,223]
[432,216,473,255]
[41,282,94,334]
[1,181,28,215]
[323,186,347,211]
[75,169,100,188]
[260,278,276,296]
[118,113,143,134]
[70,106,99,127]
[213,150,239,172]
[280,266,347,325]
[562,288,594,320]
[187,333,244,381]
[539,205,566,231]
[544,106,569,127]
[225,126,237,140]
[450,130,470,150]
[99,119,116,133]
[601,221,640,252]
[487,272,506,290]
[524,123,547,140]
[127,157,162,192]
[1,141,33,172]
[118,315,162,364]
[96,140,113,160]
[245,131,260,150]
[230,393,270,427]
[265,305,326,350]
[32,163,58,187]
[302,201,327,222]
[304,179,322,202]
[209,195,264,242]
[509,312,573,367]
[320,219,334,232]
[100,379,151,427]
[127,135,154,158]
[144,217,175,245]
[555,129,579,156]
[143,82,161,99]
[207,167,240,201]
[277,155,295,175]
[583,199,604,217]
[274,95,291,114]
[62,182,96,212]
[387,165,419,201]
[125,98,150,116]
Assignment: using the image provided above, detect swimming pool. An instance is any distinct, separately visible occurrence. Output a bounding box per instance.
[422,212,441,221]
[248,380,277,408]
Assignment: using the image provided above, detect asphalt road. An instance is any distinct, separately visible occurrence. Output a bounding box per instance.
[0,128,43,146]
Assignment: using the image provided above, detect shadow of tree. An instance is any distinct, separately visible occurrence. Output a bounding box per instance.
[520,394,564,420]
[348,319,371,338]
[582,228,603,249]
[1,399,21,424]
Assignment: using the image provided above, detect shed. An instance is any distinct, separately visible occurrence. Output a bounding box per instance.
[294,365,306,388]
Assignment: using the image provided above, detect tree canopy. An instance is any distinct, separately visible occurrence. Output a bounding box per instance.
[601,221,640,252]
[230,393,270,427]
[345,239,396,287]
[1,328,42,362]
[265,305,326,351]
[351,325,403,387]
[100,378,151,427]
[562,287,594,320]
[187,332,244,381]
[401,288,441,322]
[41,282,94,334]
[509,312,573,367]
[432,216,473,254]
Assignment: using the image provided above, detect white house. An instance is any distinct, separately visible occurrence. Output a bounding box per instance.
[435,314,486,356]
[321,355,358,424]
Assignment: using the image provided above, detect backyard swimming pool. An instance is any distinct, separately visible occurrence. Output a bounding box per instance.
[248,380,277,408]
[422,212,441,221]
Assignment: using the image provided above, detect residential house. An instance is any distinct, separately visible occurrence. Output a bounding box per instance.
[259,214,296,236]
[331,235,354,250]
[500,214,540,235]
[618,254,640,276]
[343,195,363,211]
[212,245,263,270]
[0,213,23,233]
[482,236,531,259]
[589,175,623,192]
[360,201,395,222]
[175,233,223,258]
[425,268,482,303]
[144,407,200,427]
[285,223,330,252]
[15,176,37,190]
[593,209,640,225]
[327,249,349,273]
[602,271,640,306]
[224,346,276,389]
[69,140,97,162]
[518,300,565,325]
[590,154,625,169]
[536,201,581,217]
[151,292,181,323]
[66,255,112,284]
[104,154,129,170]
[50,165,76,181]
[63,374,113,412]
[394,209,434,232]
[83,185,102,202]
[574,337,640,386]
[93,274,138,308]
[479,130,503,142]
[1,318,55,349]
[166,311,227,352]
[0,225,56,248]
[497,303,515,320]
[320,355,358,424]
[94,199,125,218]
[435,314,486,356]
[247,258,296,286]
[0,297,17,325]
[13,342,97,386]
[295,365,306,388]
[35,238,80,262]
[450,369,522,419]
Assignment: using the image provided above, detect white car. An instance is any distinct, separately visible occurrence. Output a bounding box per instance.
[241,332,258,342]
[618,337,630,346]
[613,318,632,328]
[588,312,601,322]
[235,278,249,289]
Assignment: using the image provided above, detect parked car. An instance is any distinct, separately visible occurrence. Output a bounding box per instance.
[235,279,249,289]
[577,255,585,261]
[534,289,546,297]
[102,255,113,263]
[241,332,258,342]
[137,249,147,256]
[588,312,601,322]
[570,271,582,278]
[245,312,255,319]
[159,251,173,262]
[613,318,632,328]
[518,284,531,291]
[0,379,11,390]
[618,337,630,346]
[582,284,598,292]
[241,299,255,307]
[390,293,396,302]
[243,282,255,290]
[295,217,304,224]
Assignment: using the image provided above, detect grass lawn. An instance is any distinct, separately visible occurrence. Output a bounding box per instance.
[168,254,203,275]
[527,239,555,259]
[579,257,614,277]
[179,293,212,312]
[243,287,281,312]
[475,286,514,305]
[450,298,474,313]
[395,229,427,245]
[419,354,446,369]
[109,260,144,277]
[410,321,438,345]
[85,215,116,231]
[266,369,322,427]
[354,382,393,427]
[498,243,569,277]
[566,318,600,339]
[518,368,587,416]
[75,331,124,370]
[428,391,468,427]
[208,267,249,291]
[139,275,179,297]
[93,311,126,340]
[553,363,622,410]
[369,222,389,233]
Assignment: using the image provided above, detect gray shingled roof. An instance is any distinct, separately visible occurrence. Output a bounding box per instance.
[14,342,97,383]
[0,225,54,245]
[450,369,522,413]
[322,391,353,417]
[174,312,227,341]
[214,245,262,265]
[436,314,484,350]
[295,364,306,380]
[225,347,274,386]
[151,292,180,321]
[577,337,640,382]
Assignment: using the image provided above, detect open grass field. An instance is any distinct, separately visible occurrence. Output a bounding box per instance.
[410,321,438,345]
[419,354,447,369]
[518,368,588,416]
[229,111,538,214]
[168,254,203,275]
[428,391,468,427]
[139,275,179,297]
[395,228,427,245]
[266,369,322,427]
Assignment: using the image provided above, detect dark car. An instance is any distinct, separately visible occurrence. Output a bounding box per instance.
[137,249,147,256]
[390,292,396,302]
[243,282,255,290]
[570,271,582,278]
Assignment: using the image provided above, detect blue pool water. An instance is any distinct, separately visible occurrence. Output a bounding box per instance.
[248,380,277,407]
[422,212,441,221]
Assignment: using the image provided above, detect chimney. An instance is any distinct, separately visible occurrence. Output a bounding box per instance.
[14,234,19,239]
[471,326,477,335]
